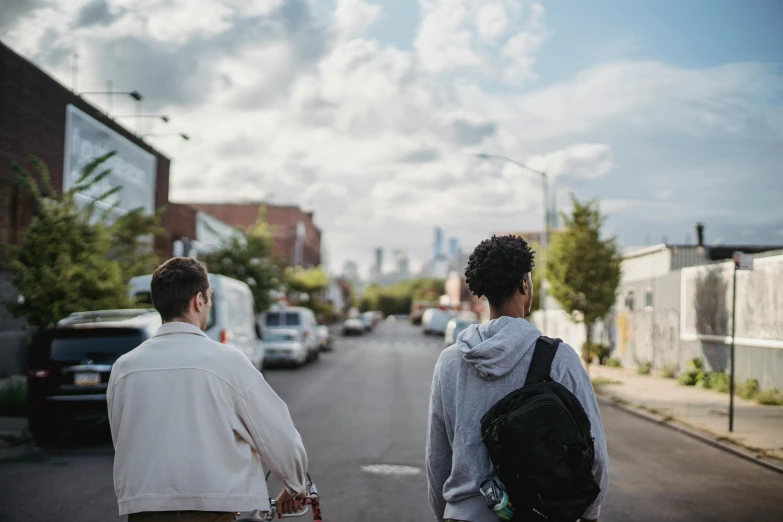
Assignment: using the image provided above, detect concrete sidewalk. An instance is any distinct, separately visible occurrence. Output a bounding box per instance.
[591,365,783,462]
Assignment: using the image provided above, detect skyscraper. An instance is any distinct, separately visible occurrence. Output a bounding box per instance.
[434,227,444,260]
[342,260,359,283]
[449,238,458,260]
[374,247,384,276]
[396,250,410,277]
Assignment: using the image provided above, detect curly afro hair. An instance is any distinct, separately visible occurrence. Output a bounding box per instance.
[465,235,535,307]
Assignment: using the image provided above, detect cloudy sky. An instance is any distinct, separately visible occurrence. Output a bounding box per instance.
[3,0,782,275]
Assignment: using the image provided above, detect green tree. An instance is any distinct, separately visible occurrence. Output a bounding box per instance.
[359,278,445,316]
[547,196,621,369]
[3,154,132,328]
[202,211,280,313]
[109,207,165,281]
[284,265,331,315]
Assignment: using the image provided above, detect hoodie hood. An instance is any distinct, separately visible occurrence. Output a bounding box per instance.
[457,316,542,380]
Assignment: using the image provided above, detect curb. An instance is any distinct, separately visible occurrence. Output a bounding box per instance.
[597,396,783,476]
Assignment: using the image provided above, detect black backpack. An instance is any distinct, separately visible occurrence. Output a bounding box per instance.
[480,337,600,522]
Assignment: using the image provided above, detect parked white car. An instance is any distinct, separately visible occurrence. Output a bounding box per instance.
[262,329,308,367]
[444,316,480,346]
[317,325,333,352]
[128,273,265,371]
[422,308,452,336]
[259,307,319,361]
[342,318,365,336]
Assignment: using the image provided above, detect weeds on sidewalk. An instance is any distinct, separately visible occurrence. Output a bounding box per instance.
[591,377,621,393]
[679,358,705,386]
[636,359,652,375]
[0,376,27,417]
[606,357,622,368]
[662,364,677,379]
[703,372,730,393]
[739,379,760,400]
[756,388,783,406]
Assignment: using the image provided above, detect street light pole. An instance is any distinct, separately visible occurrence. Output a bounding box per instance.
[477,153,549,332]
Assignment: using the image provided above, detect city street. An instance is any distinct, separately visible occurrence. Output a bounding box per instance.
[1,321,782,521]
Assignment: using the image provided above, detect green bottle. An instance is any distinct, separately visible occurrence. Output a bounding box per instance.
[480,478,514,521]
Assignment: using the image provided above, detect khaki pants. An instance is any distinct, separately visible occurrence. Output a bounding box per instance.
[128,512,235,522]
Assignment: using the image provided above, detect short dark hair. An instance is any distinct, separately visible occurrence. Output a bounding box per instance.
[465,235,535,307]
[150,257,210,321]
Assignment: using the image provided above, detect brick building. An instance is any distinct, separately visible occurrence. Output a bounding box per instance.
[188,202,321,267]
[0,40,172,330]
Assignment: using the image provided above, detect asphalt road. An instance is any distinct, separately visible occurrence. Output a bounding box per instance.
[1,320,782,521]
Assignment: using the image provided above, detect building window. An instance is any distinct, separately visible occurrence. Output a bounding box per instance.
[625,289,635,311]
[645,289,654,309]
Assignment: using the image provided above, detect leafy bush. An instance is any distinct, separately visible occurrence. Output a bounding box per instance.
[0,377,27,417]
[679,358,705,387]
[704,372,730,393]
[687,358,704,371]
[756,388,783,406]
[636,359,652,375]
[606,357,623,368]
[679,372,696,386]
[583,342,612,365]
[662,364,677,379]
[739,379,760,400]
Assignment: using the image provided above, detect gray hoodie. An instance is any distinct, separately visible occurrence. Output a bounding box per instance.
[426,317,609,522]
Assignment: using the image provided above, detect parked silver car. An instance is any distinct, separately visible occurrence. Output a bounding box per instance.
[262,329,308,367]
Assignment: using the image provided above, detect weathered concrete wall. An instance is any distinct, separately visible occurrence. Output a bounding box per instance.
[543,254,783,390]
[615,270,681,368]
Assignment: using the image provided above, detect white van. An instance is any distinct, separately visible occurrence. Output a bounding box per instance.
[259,307,319,361]
[128,273,265,371]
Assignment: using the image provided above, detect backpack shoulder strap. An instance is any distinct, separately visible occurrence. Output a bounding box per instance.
[524,336,562,386]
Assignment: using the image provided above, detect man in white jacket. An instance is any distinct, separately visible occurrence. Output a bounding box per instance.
[108,257,308,521]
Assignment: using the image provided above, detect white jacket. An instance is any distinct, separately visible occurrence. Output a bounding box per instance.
[107,321,307,516]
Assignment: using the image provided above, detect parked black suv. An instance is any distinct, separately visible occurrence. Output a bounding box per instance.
[26,309,161,445]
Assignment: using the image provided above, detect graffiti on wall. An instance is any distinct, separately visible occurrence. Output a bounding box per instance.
[617,310,632,358]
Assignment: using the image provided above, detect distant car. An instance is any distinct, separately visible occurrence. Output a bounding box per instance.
[361,312,375,332]
[342,318,365,336]
[260,307,320,362]
[422,308,452,336]
[317,325,333,352]
[444,317,480,346]
[410,301,430,325]
[262,329,308,367]
[26,309,162,445]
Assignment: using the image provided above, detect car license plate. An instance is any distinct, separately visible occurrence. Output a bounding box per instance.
[74,372,100,386]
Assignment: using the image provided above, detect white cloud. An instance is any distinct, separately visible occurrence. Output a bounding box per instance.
[526,143,614,180]
[476,2,509,41]
[415,0,546,82]
[334,0,383,39]
[2,0,781,271]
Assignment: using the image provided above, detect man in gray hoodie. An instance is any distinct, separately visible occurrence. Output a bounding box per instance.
[426,235,609,522]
